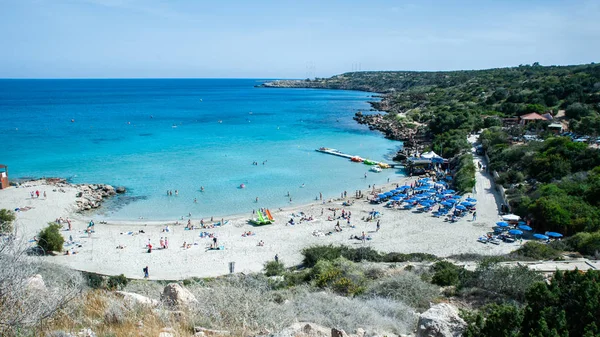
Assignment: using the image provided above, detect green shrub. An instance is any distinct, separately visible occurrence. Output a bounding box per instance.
[382,252,438,263]
[461,259,543,302]
[37,223,64,253]
[264,260,286,277]
[341,246,382,262]
[454,154,476,193]
[0,209,16,234]
[311,258,365,296]
[107,274,128,290]
[462,304,523,337]
[302,245,343,267]
[565,231,600,256]
[511,241,562,260]
[431,261,460,287]
[85,272,105,289]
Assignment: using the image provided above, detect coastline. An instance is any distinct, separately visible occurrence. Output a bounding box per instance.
[0,153,518,280]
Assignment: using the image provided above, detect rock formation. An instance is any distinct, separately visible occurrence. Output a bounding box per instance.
[416,303,466,337]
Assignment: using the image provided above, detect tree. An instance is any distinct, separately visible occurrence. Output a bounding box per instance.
[565,102,594,120]
[37,223,64,254]
[0,209,16,234]
[521,270,600,337]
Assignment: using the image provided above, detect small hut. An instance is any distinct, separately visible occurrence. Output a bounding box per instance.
[0,164,8,189]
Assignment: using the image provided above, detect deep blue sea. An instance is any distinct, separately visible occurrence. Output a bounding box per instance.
[0,79,403,220]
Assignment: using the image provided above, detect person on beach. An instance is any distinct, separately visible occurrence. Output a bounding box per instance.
[143,266,149,278]
[361,231,366,243]
[472,211,477,221]
[376,220,380,232]
[43,191,47,198]
[160,237,164,249]
[164,237,169,248]
[275,254,279,263]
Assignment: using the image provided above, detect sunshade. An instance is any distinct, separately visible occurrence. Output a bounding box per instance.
[518,225,533,231]
[545,232,563,238]
[533,234,549,240]
[508,229,523,235]
[496,221,510,227]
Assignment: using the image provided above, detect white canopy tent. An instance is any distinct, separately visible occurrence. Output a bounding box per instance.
[421,151,443,159]
[502,214,520,221]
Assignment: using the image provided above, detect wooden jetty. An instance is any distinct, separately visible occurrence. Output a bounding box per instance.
[315,147,399,168]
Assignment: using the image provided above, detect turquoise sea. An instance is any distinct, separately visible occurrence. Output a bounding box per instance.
[0,79,403,220]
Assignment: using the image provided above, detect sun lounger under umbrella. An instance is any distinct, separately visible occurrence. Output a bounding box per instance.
[545,232,563,238]
[508,229,523,235]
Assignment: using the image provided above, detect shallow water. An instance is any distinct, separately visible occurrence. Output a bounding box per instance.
[0,79,403,220]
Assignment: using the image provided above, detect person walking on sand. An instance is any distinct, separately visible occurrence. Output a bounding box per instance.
[376,220,380,232]
[361,231,366,243]
[472,211,477,221]
[143,266,149,278]
[43,191,47,198]
[275,254,279,263]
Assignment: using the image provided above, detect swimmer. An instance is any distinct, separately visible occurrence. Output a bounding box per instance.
[301,183,305,188]
[200,186,204,192]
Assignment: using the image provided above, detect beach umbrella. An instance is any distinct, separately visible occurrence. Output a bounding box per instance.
[378,193,385,198]
[545,232,563,238]
[441,201,453,207]
[447,199,458,204]
[496,221,510,227]
[466,197,477,202]
[384,192,393,197]
[533,234,549,240]
[391,196,401,201]
[518,225,533,231]
[460,201,473,206]
[452,195,462,199]
[502,214,520,221]
[445,189,456,194]
[508,229,523,235]
[456,205,467,211]
[420,201,433,206]
[395,193,407,198]
[518,221,526,225]
[400,185,411,189]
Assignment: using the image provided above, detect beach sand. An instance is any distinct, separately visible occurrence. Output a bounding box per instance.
[0,143,520,280]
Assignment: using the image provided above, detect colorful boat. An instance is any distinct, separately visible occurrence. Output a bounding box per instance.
[370,166,382,172]
[378,163,391,169]
[363,159,376,165]
[351,156,364,162]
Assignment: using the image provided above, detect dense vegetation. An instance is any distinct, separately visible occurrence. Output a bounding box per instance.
[37,222,65,254]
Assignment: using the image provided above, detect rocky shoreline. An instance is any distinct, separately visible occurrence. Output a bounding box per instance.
[261,80,431,160]
[16,178,125,212]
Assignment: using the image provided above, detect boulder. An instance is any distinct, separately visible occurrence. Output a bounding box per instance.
[416,303,466,337]
[26,274,46,291]
[115,291,159,307]
[77,328,97,337]
[331,328,349,337]
[162,283,198,308]
[116,186,126,194]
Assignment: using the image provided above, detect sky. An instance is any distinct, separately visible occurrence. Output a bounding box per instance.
[0,0,599,78]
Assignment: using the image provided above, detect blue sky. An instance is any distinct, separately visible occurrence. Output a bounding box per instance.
[1,0,599,78]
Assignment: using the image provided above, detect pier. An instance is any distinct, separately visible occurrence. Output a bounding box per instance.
[315,147,399,168]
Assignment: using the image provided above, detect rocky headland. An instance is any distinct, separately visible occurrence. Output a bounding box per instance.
[16,178,125,212]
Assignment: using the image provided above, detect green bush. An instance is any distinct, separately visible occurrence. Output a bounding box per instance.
[565,231,600,256]
[37,223,64,253]
[302,245,343,267]
[430,261,460,287]
[107,274,128,290]
[510,241,562,260]
[461,259,543,302]
[311,258,366,296]
[264,260,286,277]
[381,252,438,263]
[85,272,105,289]
[0,209,16,234]
[463,304,523,337]
[454,154,476,193]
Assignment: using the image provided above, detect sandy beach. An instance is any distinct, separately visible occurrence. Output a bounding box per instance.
[0,141,519,280]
